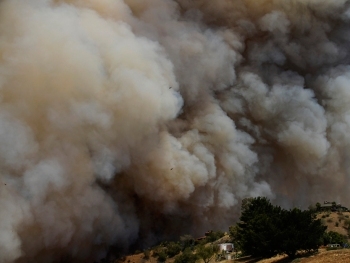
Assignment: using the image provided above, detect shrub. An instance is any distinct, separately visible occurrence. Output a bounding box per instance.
[152,246,166,259]
[165,242,182,258]
[323,231,347,245]
[156,251,167,262]
[173,249,198,263]
[196,245,219,263]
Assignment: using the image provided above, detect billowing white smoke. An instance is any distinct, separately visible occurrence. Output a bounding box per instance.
[0,0,350,261]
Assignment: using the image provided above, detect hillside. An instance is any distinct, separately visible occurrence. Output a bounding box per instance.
[316,211,350,240]
[117,248,350,263]
[115,211,350,263]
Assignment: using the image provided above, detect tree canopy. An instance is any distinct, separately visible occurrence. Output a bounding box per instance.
[234,197,326,259]
[196,244,219,263]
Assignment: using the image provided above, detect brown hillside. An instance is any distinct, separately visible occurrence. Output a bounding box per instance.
[119,249,350,263]
[316,211,350,239]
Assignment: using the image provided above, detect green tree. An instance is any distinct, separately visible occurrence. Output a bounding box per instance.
[236,197,326,259]
[278,208,326,258]
[241,197,254,213]
[196,245,219,263]
[229,224,241,251]
[237,197,283,258]
[323,231,347,245]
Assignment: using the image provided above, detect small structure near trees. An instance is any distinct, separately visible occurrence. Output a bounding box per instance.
[316,201,349,212]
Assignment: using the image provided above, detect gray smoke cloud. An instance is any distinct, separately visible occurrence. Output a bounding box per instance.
[1,0,350,261]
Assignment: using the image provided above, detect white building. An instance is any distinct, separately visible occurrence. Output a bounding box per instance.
[218,243,234,253]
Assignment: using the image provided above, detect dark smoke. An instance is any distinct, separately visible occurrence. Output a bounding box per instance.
[0,0,350,262]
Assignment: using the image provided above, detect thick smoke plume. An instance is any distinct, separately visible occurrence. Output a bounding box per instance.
[1,0,350,261]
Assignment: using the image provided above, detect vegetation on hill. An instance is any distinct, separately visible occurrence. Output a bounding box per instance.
[316,211,350,241]
[323,231,347,246]
[114,197,350,263]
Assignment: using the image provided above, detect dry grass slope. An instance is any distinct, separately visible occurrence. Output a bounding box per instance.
[316,211,350,239]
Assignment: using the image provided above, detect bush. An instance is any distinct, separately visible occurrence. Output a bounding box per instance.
[196,245,219,263]
[323,231,347,245]
[173,249,198,263]
[152,246,167,261]
[156,251,167,262]
[165,242,182,258]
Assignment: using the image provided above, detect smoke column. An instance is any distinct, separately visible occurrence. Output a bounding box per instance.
[1,0,350,261]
